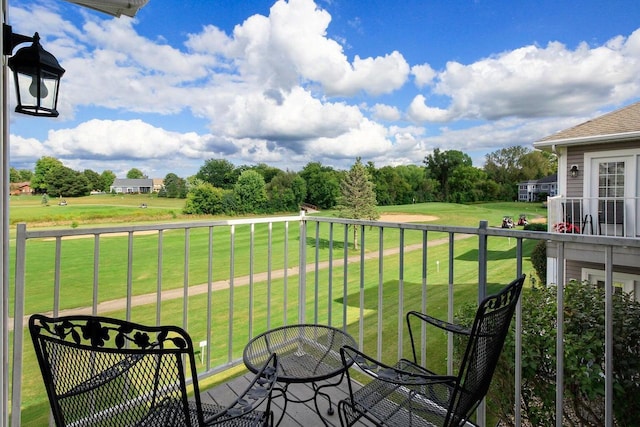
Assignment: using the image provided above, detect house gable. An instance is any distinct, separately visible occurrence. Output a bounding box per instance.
[534,101,640,148]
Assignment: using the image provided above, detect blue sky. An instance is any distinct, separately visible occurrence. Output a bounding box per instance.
[8,0,640,179]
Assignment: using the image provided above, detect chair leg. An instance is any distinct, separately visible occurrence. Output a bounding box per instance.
[338,400,351,427]
[338,399,365,427]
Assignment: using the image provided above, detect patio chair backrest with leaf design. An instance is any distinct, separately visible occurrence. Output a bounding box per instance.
[339,274,525,427]
[29,314,278,427]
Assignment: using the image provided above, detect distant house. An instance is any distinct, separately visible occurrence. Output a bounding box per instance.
[517,174,557,202]
[110,178,153,194]
[9,182,33,196]
[152,178,164,192]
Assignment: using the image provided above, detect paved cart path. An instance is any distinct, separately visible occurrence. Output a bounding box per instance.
[12,233,474,330]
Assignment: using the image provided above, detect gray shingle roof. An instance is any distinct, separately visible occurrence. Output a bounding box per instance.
[536,101,640,143]
[111,178,153,187]
[536,174,557,184]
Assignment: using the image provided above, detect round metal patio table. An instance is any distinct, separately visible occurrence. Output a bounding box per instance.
[243,324,356,427]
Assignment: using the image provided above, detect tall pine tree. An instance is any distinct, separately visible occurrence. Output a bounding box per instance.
[336,158,379,249]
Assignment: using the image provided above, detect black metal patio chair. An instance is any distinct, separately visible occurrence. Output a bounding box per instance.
[339,275,525,427]
[29,314,278,427]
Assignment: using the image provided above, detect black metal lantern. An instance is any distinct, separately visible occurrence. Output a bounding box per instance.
[4,25,65,117]
[570,164,579,178]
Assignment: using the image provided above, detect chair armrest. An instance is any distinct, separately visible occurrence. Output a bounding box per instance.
[407,310,471,336]
[60,353,146,398]
[203,353,278,425]
[407,310,472,366]
[340,345,455,386]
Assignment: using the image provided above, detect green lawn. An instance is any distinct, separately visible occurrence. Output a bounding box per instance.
[9,193,192,228]
[10,198,545,425]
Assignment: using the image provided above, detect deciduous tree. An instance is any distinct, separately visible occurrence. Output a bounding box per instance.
[234,170,267,214]
[266,171,306,212]
[299,162,341,209]
[163,173,187,198]
[17,168,33,182]
[423,149,472,201]
[10,167,21,183]
[101,170,116,191]
[483,146,556,200]
[32,156,64,193]
[183,183,226,215]
[47,166,90,197]
[83,169,102,192]
[126,168,146,179]
[251,163,282,184]
[196,159,238,189]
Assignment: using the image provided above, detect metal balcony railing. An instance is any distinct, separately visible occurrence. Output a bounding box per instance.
[8,213,640,426]
[547,195,640,237]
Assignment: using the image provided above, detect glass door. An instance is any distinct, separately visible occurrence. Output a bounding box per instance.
[589,155,635,237]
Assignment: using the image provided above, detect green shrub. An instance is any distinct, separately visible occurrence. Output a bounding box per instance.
[183,183,226,215]
[523,222,546,231]
[530,240,546,286]
[456,281,640,426]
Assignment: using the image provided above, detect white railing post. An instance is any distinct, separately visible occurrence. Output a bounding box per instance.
[555,242,565,427]
[604,246,613,427]
[10,223,27,427]
[298,213,306,324]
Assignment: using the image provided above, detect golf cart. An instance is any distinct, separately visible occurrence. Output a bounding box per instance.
[517,214,528,226]
[501,216,514,228]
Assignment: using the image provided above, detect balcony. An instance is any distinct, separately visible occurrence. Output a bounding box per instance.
[547,195,639,238]
[8,214,640,426]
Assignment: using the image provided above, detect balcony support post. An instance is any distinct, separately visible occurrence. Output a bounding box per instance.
[605,246,613,427]
[10,223,27,426]
[555,243,565,427]
[515,238,523,427]
[478,221,488,301]
[477,220,488,426]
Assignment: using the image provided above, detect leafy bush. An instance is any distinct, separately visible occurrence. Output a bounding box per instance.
[456,280,640,426]
[523,222,547,231]
[183,183,226,215]
[530,240,547,286]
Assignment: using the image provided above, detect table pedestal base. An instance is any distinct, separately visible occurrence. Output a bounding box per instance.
[273,374,345,427]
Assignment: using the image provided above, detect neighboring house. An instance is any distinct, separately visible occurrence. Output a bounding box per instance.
[533,101,640,297]
[110,178,153,194]
[517,174,557,202]
[9,181,33,196]
[152,178,164,192]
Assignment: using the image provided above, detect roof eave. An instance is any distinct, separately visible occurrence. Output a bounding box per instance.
[64,0,149,18]
[533,131,640,151]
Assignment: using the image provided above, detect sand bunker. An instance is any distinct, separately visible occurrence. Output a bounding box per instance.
[378,214,438,223]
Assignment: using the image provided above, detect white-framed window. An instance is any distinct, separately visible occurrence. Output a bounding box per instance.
[581,268,639,300]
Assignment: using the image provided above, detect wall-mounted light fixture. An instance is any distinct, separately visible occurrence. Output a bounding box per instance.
[3,24,65,117]
[570,164,579,178]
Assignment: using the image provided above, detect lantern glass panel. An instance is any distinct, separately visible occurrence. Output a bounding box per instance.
[14,69,60,116]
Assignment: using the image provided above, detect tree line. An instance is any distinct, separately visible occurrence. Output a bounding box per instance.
[10,146,556,214]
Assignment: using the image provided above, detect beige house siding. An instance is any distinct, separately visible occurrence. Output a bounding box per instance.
[566,139,640,199]
[565,148,584,198]
[565,261,584,282]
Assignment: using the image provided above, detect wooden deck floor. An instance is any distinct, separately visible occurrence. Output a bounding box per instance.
[200,371,369,426]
